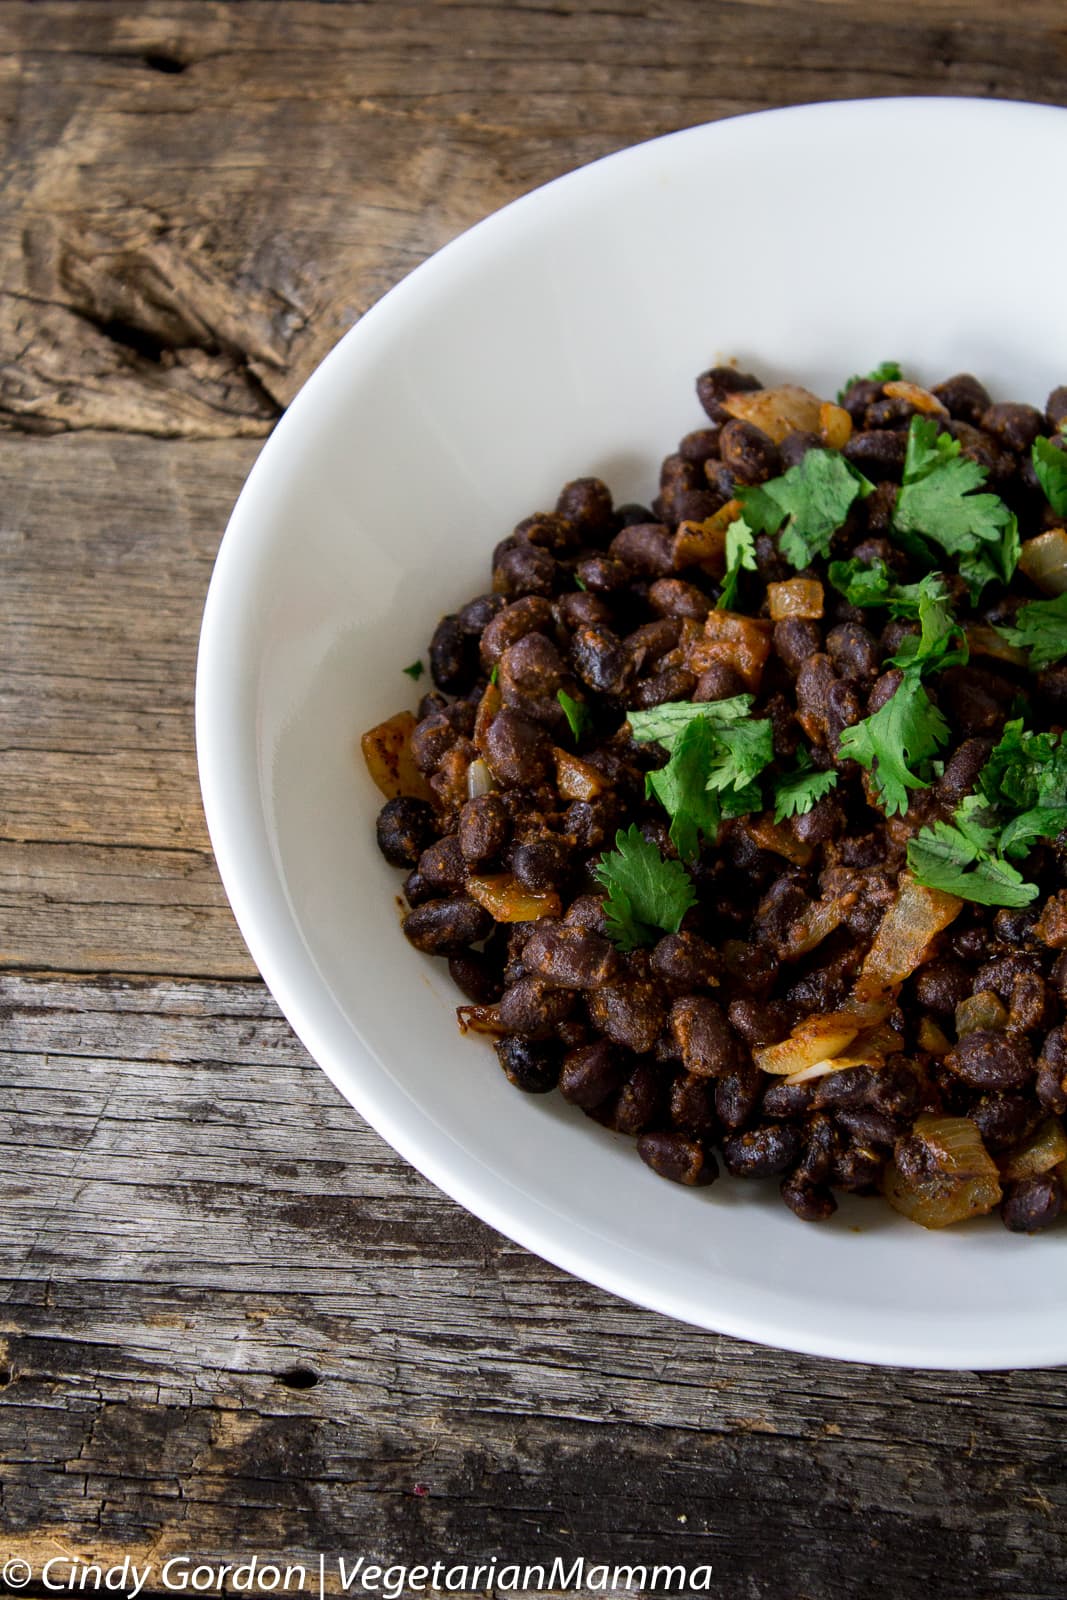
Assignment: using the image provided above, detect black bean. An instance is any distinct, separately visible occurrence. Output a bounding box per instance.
[795,1111,838,1183]
[761,1079,814,1119]
[479,596,555,669]
[722,1123,802,1179]
[512,835,572,893]
[843,429,908,479]
[679,426,722,465]
[410,711,458,774]
[427,614,477,693]
[914,961,972,1017]
[781,1175,837,1221]
[968,1093,1042,1153]
[515,512,580,552]
[694,662,748,701]
[792,794,846,847]
[865,394,916,430]
[495,1036,561,1093]
[563,893,608,934]
[647,577,711,621]
[402,896,492,954]
[1001,1174,1063,1233]
[833,1144,884,1192]
[448,950,504,1004]
[1036,1027,1067,1114]
[826,622,879,683]
[458,794,509,865]
[587,977,666,1054]
[946,1029,1035,1091]
[498,976,576,1038]
[559,1039,628,1107]
[615,502,656,527]
[402,868,435,907]
[417,834,467,891]
[493,541,559,598]
[993,905,1041,947]
[563,798,619,852]
[555,477,616,538]
[715,1063,764,1132]
[651,931,720,993]
[669,1073,718,1138]
[522,922,617,989]
[724,980,785,1034]
[632,667,698,708]
[498,632,567,724]
[375,797,437,867]
[980,402,1046,455]
[570,626,636,697]
[838,378,884,426]
[457,592,506,636]
[556,590,614,631]
[484,709,553,787]
[1047,386,1067,432]
[669,996,739,1078]
[834,1107,898,1150]
[637,1130,717,1186]
[937,737,994,802]
[719,419,781,484]
[975,951,1045,1001]
[774,619,822,675]
[778,429,822,469]
[931,373,991,425]
[609,1063,662,1135]
[696,366,761,422]
[609,522,675,577]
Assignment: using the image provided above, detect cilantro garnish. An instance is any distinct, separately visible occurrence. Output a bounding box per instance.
[595,825,698,950]
[703,718,775,796]
[977,720,1067,856]
[1032,436,1067,517]
[402,660,424,680]
[717,514,758,610]
[837,360,902,401]
[771,751,839,823]
[738,450,872,569]
[489,664,499,686]
[645,717,722,862]
[627,695,752,750]
[891,416,1019,599]
[827,556,928,617]
[994,592,1067,671]
[907,799,1038,909]
[837,576,964,815]
[573,573,589,592]
[557,688,591,742]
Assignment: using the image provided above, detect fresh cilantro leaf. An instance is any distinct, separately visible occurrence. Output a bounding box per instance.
[628,694,753,751]
[892,416,1018,598]
[994,592,1067,671]
[771,752,839,822]
[838,675,951,816]
[703,718,775,795]
[979,720,1067,812]
[717,514,758,610]
[1033,436,1067,517]
[573,573,589,592]
[557,689,591,742]
[837,360,902,402]
[907,820,1039,908]
[402,660,424,680]
[738,450,872,568]
[827,557,927,617]
[999,806,1067,859]
[594,825,698,950]
[645,717,722,861]
[887,575,968,675]
[489,664,499,686]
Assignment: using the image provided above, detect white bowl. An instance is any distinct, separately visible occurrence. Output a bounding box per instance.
[197,97,1067,1368]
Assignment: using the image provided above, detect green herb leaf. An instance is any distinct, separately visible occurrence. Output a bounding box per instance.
[979,720,1067,812]
[837,360,902,402]
[771,752,839,822]
[994,591,1067,671]
[717,514,758,610]
[594,825,698,950]
[892,416,1018,598]
[838,675,951,816]
[557,688,591,742]
[887,574,968,676]
[645,718,722,862]
[573,573,589,592]
[703,718,775,796]
[999,806,1067,859]
[489,664,499,686]
[738,450,872,568]
[907,818,1039,908]
[827,557,927,617]
[402,660,424,680]
[1033,436,1067,517]
[628,694,753,751]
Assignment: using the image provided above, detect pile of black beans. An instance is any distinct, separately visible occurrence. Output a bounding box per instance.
[374,365,1067,1230]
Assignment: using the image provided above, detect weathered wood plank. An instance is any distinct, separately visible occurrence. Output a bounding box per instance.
[1,972,1066,1599]
[1,1,1065,437]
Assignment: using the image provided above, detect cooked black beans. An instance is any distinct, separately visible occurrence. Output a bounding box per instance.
[372,361,1067,1234]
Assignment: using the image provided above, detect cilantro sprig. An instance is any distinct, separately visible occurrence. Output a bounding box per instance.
[717,514,757,610]
[891,416,1019,599]
[737,450,872,569]
[827,556,929,617]
[557,688,592,742]
[1033,436,1067,517]
[594,826,697,950]
[771,751,839,823]
[837,576,966,815]
[994,592,1067,671]
[907,797,1037,908]
[838,360,902,402]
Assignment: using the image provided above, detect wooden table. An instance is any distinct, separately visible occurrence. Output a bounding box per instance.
[3,4,1067,1594]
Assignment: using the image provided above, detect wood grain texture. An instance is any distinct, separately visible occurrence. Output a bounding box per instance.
[2,1,1067,1592]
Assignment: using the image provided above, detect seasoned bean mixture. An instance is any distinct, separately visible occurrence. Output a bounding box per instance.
[363,363,1067,1230]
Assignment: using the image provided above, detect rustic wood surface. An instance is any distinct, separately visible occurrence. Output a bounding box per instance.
[3,3,1067,1596]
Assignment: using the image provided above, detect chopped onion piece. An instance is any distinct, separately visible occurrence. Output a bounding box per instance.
[853,875,963,1002]
[918,1016,952,1057]
[999,1117,1067,1183]
[784,1053,881,1086]
[466,757,493,799]
[554,748,607,801]
[767,579,825,621]
[778,894,848,959]
[884,1115,1002,1229]
[720,383,824,443]
[818,401,853,451]
[882,380,949,417]
[964,624,1029,669]
[466,873,561,923]
[955,990,1008,1037]
[473,681,502,752]
[456,1004,504,1035]
[672,500,740,575]
[745,815,813,868]
[1018,528,1067,596]
[754,1012,862,1077]
[360,711,435,802]
[688,610,772,690]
